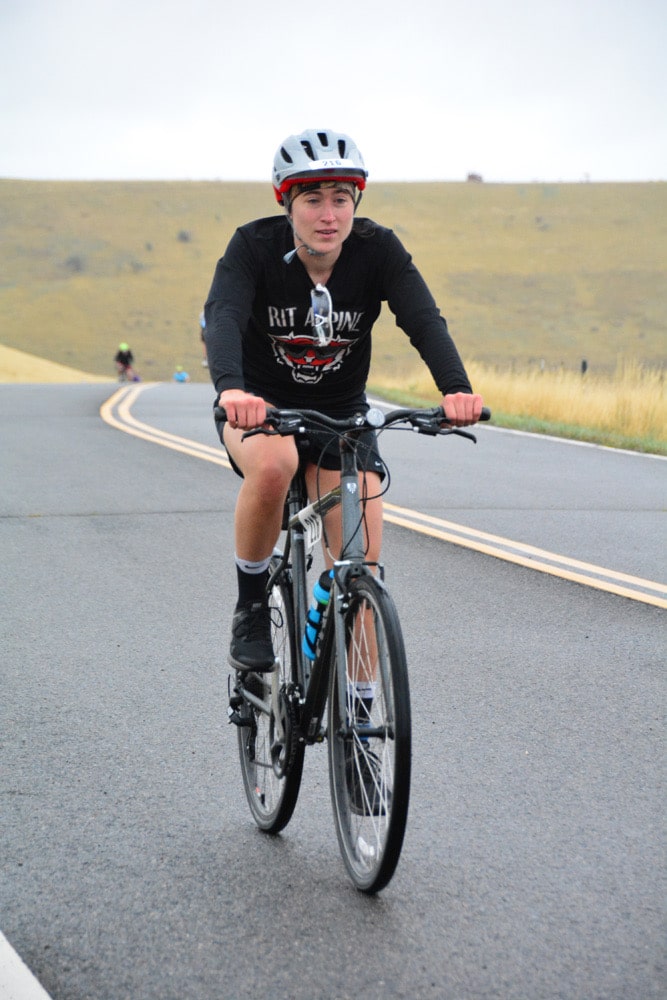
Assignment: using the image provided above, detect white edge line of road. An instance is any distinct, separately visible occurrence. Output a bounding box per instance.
[480,422,667,459]
[0,933,52,1000]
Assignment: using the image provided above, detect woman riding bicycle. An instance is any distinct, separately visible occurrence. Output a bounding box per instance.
[205,128,484,674]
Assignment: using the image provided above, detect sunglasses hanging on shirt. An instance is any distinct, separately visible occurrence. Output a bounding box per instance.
[310,283,334,347]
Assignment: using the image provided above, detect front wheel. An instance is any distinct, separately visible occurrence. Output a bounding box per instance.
[328,575,411,893]
[237,562,304,833]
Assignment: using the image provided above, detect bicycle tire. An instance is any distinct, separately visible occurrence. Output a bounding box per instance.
[237,561,304,833]
[327,575,411,893]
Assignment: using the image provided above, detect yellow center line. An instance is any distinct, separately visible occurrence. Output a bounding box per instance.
[384,502,665,594]
[383,512,666,608]
[100,385,667,609]
[100,384,231,468]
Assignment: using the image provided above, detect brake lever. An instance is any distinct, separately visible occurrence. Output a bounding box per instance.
[410,410,443,435]
[241,426,279,440]
[411,415,477,441]
[241,413,305,440]
[438,426,478,443]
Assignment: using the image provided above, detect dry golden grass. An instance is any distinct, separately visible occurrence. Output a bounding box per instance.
[471,360,665,441]
[0,343,108,383]
[364,180,666,380]
[375,358,666,452]
[1,179,665,449]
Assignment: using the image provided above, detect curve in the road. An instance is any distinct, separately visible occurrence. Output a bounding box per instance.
[100,384,667,610]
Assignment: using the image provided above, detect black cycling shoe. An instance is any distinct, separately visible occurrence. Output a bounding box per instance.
[228,600,276,673]
[345,741,390,817]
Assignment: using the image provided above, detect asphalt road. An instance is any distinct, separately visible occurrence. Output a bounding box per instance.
[2,382,665,1000]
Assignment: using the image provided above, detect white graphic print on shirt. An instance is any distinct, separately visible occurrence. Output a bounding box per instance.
[267,305,363,385]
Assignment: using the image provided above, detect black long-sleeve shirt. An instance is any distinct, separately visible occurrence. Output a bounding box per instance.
[205,215,472,416]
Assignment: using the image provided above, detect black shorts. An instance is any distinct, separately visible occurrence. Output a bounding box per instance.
[217,421,385,481]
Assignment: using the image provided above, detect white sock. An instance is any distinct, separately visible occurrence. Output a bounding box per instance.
[235,554,272,575]
[348,681,377,702]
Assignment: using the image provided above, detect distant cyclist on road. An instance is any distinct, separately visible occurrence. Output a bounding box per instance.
[114,342,140,382]
[204,128,484,673]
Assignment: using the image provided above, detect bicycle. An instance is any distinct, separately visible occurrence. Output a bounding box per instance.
[216,402,490,893]
[116,364,141,383]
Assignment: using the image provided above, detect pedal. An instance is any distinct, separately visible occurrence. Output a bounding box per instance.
[227,692,247,727]
[227,676,251,727]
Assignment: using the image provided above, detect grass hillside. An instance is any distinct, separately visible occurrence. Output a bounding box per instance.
[1,180,665,388]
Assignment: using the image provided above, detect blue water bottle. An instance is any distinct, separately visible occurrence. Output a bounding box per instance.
[302,570,333,660]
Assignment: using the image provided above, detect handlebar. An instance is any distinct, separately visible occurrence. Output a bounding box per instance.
[214,404,491,441]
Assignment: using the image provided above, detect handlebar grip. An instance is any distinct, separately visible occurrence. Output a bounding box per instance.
[436,405,491,423]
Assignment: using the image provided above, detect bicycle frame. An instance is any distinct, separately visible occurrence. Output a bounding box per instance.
[267,426,377,746]
[228,404,488,742]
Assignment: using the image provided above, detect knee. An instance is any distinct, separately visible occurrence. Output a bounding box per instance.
[249,451,297,502]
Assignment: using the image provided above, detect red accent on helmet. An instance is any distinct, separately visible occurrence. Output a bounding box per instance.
[273,174,367,205]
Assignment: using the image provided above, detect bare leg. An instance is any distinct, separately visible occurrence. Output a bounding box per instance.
[222,427,299,672]
[223,426,299,561]
[304,466,383,567]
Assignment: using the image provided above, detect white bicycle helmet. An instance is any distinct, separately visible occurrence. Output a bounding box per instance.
[272,129,367,205]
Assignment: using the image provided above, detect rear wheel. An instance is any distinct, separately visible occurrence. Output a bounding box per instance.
[237,563,304,833]
[328,575,411,892]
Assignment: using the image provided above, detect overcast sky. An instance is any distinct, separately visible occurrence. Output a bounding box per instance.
[1,0,664,183]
